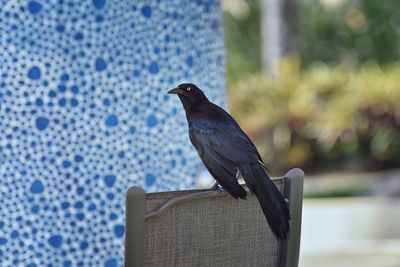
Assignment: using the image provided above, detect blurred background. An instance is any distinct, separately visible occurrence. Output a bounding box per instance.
[222,0,400,266]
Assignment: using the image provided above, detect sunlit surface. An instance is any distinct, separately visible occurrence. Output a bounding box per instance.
[300,198,400,267]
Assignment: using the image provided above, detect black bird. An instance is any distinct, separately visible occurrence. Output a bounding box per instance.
[168,83,290,240]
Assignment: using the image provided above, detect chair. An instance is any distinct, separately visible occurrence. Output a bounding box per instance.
[125,168,304,267]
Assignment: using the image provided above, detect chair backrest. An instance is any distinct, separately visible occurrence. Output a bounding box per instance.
[125,168,304,267]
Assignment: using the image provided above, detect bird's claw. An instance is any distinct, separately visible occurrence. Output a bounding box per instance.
[210,182,223,192]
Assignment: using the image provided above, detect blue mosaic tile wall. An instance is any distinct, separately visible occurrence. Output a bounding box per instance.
[0,0,226,265]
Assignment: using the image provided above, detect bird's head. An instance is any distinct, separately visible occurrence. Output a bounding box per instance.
[168,83,208,111]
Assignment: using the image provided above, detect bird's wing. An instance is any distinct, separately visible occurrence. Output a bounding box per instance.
[189,118,259,198]
[190,118,260,163]
[212,106,272,173]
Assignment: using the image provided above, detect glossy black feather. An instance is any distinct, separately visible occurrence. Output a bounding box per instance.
[170,83,290,239]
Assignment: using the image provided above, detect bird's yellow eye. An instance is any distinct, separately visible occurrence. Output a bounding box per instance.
[186,87,191,92]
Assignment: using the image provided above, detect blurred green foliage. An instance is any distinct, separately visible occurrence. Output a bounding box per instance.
[224,0,400,173]
[228,59,400,173]
[297,0,400,67]
[224,0,400,80]
[224,0,261,81]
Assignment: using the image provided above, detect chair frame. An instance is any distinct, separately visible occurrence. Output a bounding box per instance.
[125,168,304,267]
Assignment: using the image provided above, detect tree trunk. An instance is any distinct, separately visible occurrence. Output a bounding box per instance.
[261,0,296,76]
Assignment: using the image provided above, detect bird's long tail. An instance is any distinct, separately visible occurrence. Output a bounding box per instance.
[239,163,290,240]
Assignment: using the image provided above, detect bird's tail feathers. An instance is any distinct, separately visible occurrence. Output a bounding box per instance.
[239,163,290,240]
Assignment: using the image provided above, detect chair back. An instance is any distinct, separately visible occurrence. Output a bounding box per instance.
[125,168,304,267]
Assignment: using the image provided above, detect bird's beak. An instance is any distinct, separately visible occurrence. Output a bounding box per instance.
[168,87,184,95]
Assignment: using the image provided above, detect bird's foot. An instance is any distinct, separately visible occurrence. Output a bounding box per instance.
[210,182,223,192]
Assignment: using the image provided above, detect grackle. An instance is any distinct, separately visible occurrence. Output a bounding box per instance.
[168,83,290,240]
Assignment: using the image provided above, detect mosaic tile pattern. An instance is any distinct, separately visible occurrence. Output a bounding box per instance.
[0,0,226,265]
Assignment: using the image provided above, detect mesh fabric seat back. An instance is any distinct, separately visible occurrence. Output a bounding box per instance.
[143,179,287,267]
[125,169,304,267]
